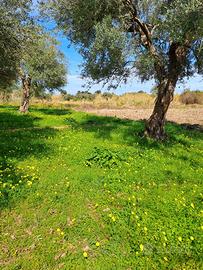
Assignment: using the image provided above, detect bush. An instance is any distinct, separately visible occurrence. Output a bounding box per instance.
[180,90,203,105]
[62,93,74,101]
[86,147,125,168]
[102,92,114,100]
[75,91,95,101]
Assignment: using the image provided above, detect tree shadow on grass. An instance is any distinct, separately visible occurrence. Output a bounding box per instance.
[0,105,72,116]
[65,113,203,150]
[0,111,58,209]
[0,105,19,110]
[0,111,42,130]
[0,127,57,160]
[32,107,72,116]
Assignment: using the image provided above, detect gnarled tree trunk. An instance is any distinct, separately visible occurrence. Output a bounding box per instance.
[145,80,175,140]
[145,42,189,140]
[19,74,31,113]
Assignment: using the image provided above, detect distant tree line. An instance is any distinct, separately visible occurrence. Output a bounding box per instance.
[62,90,114,101]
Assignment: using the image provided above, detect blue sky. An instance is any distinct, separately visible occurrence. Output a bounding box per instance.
[58,36,203,95]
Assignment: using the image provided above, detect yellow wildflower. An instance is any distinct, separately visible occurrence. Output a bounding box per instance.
[112,216,116,222]
[140,244,144,252]
[83,252,88,258]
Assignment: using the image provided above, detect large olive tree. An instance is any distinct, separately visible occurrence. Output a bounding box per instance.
[41,0,203,139]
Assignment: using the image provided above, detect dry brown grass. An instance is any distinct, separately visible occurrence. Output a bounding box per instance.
[2,91,203,110]
[60,93,194,110]
[179,91,203,105]
[35,92,181,110]
[92,93,155,108]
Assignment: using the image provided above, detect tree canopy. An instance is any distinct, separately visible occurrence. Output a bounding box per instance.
[18,27,67,112]
[0,0,67,112]
[0,0,32,88]
[41,0,203,139]
[0,0,67,94]
[21,28,67,96]
[41,0,203,86]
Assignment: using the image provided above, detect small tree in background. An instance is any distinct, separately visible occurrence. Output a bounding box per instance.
[137,90,145,94]
[41,0,203,139]
[102,92,114,100]
[95,90,102,95]
[19,29,67,112]
[75,90,95,101]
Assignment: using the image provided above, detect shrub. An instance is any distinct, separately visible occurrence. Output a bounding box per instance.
[86,147,125,168]
[62,93,74,101]
[102,92,114,100]
[180,90,203,105]
[75,90,95,101]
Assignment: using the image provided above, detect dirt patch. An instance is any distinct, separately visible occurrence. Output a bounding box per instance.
[77,107,203,127]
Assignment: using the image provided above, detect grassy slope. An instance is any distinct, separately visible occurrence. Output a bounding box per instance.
[0,105,202,270]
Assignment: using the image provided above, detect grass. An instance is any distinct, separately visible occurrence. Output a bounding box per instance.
[0,105,202,270]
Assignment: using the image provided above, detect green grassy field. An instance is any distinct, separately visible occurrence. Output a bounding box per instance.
[0,105,202,270]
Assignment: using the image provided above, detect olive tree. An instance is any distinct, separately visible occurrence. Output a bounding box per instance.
[41,0,203,139]
[19,29,67,112]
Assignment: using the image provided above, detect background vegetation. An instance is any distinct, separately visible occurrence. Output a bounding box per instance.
[1,89,202,109]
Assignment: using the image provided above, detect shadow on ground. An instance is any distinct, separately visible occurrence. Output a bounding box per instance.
[0,109,59,159]
[65,113,203,149]
[0,111,42,130]
[32,107,72,116]
[0,110,58,209]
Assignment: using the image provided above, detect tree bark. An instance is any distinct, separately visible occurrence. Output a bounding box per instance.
[19,75,31,113]
[145,80,175,140]
[125,1,190,140]
[145,42,189,140]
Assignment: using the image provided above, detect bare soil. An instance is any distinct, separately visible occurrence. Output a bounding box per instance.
[78,106,203,127]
